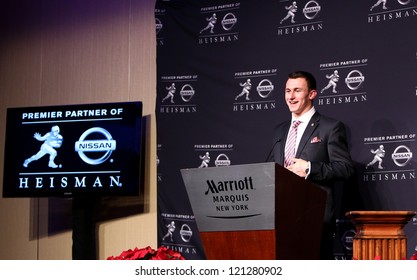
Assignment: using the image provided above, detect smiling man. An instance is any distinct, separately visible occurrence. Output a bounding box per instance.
[267,70,355,259]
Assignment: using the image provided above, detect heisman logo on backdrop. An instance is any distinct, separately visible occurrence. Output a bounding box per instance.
[233,69,277,112]
[160,213,198,256]
[198,2,240,44]
[278,0,323,36]
[159,75,198,114]
[155,7,166,46]
[194,144,233,168]
[368,0,416,23]
[318,58,368,106]
[363,133,415,182]
[197,152,232,168]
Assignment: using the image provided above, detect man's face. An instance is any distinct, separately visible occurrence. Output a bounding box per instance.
[285,77,316,117]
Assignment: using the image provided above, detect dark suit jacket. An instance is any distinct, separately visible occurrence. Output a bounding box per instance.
[268,111,354,223]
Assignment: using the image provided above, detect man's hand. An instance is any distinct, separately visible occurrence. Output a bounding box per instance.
[286,158,309,177]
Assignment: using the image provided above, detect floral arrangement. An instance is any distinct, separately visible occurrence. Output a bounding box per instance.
[107,246,185,260]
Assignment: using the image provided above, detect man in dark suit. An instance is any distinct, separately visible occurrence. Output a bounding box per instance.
[267,70,355,259]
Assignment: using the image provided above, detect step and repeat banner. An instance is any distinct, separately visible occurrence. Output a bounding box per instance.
[155,0,417,259]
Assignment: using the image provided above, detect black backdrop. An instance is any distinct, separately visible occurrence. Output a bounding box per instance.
[155,0,417,259]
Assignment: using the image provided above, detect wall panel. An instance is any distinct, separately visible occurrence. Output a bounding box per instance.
[0,0,158,260]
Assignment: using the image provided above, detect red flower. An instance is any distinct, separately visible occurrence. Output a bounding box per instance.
[107,246,185,260]
[153,247,185,260]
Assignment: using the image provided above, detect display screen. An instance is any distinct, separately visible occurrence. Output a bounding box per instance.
[3,101,144,197]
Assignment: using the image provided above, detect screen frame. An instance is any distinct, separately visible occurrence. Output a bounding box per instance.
[2,101,145,198]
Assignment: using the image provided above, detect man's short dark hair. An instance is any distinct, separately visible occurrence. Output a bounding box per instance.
[288,71,317,91]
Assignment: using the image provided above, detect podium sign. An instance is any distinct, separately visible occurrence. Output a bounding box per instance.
[181,162,327,259]
[181,162,275,232]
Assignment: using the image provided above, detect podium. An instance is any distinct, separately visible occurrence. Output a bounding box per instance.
[346,210,416,260]
[181,162,327,259]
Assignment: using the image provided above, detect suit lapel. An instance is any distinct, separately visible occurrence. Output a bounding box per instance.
[296,112,320,157]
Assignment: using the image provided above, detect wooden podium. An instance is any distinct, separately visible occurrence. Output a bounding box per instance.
[181,162,327,260]
[346,210,416,260]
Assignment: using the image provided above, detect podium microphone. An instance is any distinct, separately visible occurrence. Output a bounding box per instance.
[265,138,281,162]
